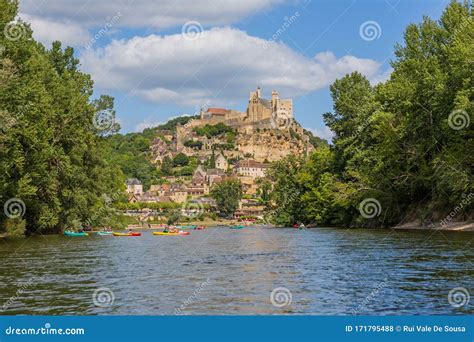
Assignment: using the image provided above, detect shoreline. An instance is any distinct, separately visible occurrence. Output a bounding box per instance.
[392,221,473,232]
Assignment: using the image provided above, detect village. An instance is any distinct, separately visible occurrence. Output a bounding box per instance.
[122,87,315,222]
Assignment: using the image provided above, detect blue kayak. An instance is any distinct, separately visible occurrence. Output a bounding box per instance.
[64,231,88,237]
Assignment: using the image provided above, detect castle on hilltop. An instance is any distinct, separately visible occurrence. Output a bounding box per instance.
[199,87,293,129]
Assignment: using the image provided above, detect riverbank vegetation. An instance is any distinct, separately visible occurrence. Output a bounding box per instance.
[264,1,473,227]
[0,1,127,236]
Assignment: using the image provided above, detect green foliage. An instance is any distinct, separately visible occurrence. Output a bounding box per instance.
[104,131,160,190]
[306,131,328,148]
[156,115,198,132]
[266,1,473,227]
[209,149,216,168]
[161,156,173,176]
[0,4,124,234]
[173,153,189,166]
[210,179,243,217]
[184,140,203,149]
[194,123,234,138]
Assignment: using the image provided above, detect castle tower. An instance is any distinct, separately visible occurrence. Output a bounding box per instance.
[271,90,279,111]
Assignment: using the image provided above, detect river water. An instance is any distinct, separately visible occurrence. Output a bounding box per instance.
[0,227,472,315]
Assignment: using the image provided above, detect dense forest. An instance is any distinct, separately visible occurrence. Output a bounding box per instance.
[264,1,473,228]
[0,0,127,235]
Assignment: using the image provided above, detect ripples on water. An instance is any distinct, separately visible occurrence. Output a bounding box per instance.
[0,227,472,315]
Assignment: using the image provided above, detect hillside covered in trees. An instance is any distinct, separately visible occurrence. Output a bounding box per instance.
[264,1,473,228]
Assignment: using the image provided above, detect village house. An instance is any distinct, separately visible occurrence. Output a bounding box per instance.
[215,153,228,171]
[236,160,269,179]
[126,178,143,196]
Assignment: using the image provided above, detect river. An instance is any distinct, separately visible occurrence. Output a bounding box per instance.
[0,227,472,315]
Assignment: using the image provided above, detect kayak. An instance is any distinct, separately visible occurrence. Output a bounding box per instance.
[97,231,113,236]
[113,232,141,237]
[176,225,196,229]
[153,231,190,236]
[64,231,88,237]
[230,225,245,230]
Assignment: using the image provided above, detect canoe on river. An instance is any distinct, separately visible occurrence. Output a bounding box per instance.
[113,232,141,237]
[64,231,88,237]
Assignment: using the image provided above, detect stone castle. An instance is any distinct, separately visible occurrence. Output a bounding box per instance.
[198,87,293,130]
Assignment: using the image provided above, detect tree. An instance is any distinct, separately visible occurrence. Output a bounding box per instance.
[161,156,173,176]
[209,149,216,168]
[265,155,305,226]
[173,153,189,167]
[210,179,243,217]
[0,3,124,235]
[264,1,473,227]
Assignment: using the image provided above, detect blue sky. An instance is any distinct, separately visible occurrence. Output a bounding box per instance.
[19,0,450,139]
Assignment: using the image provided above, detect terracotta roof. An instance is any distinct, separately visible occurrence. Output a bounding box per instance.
[207,108,228,115]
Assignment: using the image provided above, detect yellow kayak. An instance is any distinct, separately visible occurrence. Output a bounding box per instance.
[153,231,190,236]
[113,232,141,237]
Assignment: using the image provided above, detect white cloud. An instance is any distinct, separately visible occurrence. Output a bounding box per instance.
[19,0,280,30]
[370,67,393,85]
[81,27,386,106]
[135,119,164,132]
[309,126,334,142]
[20,13,91,47]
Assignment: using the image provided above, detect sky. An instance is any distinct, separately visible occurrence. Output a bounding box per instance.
[18,0,451,140]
